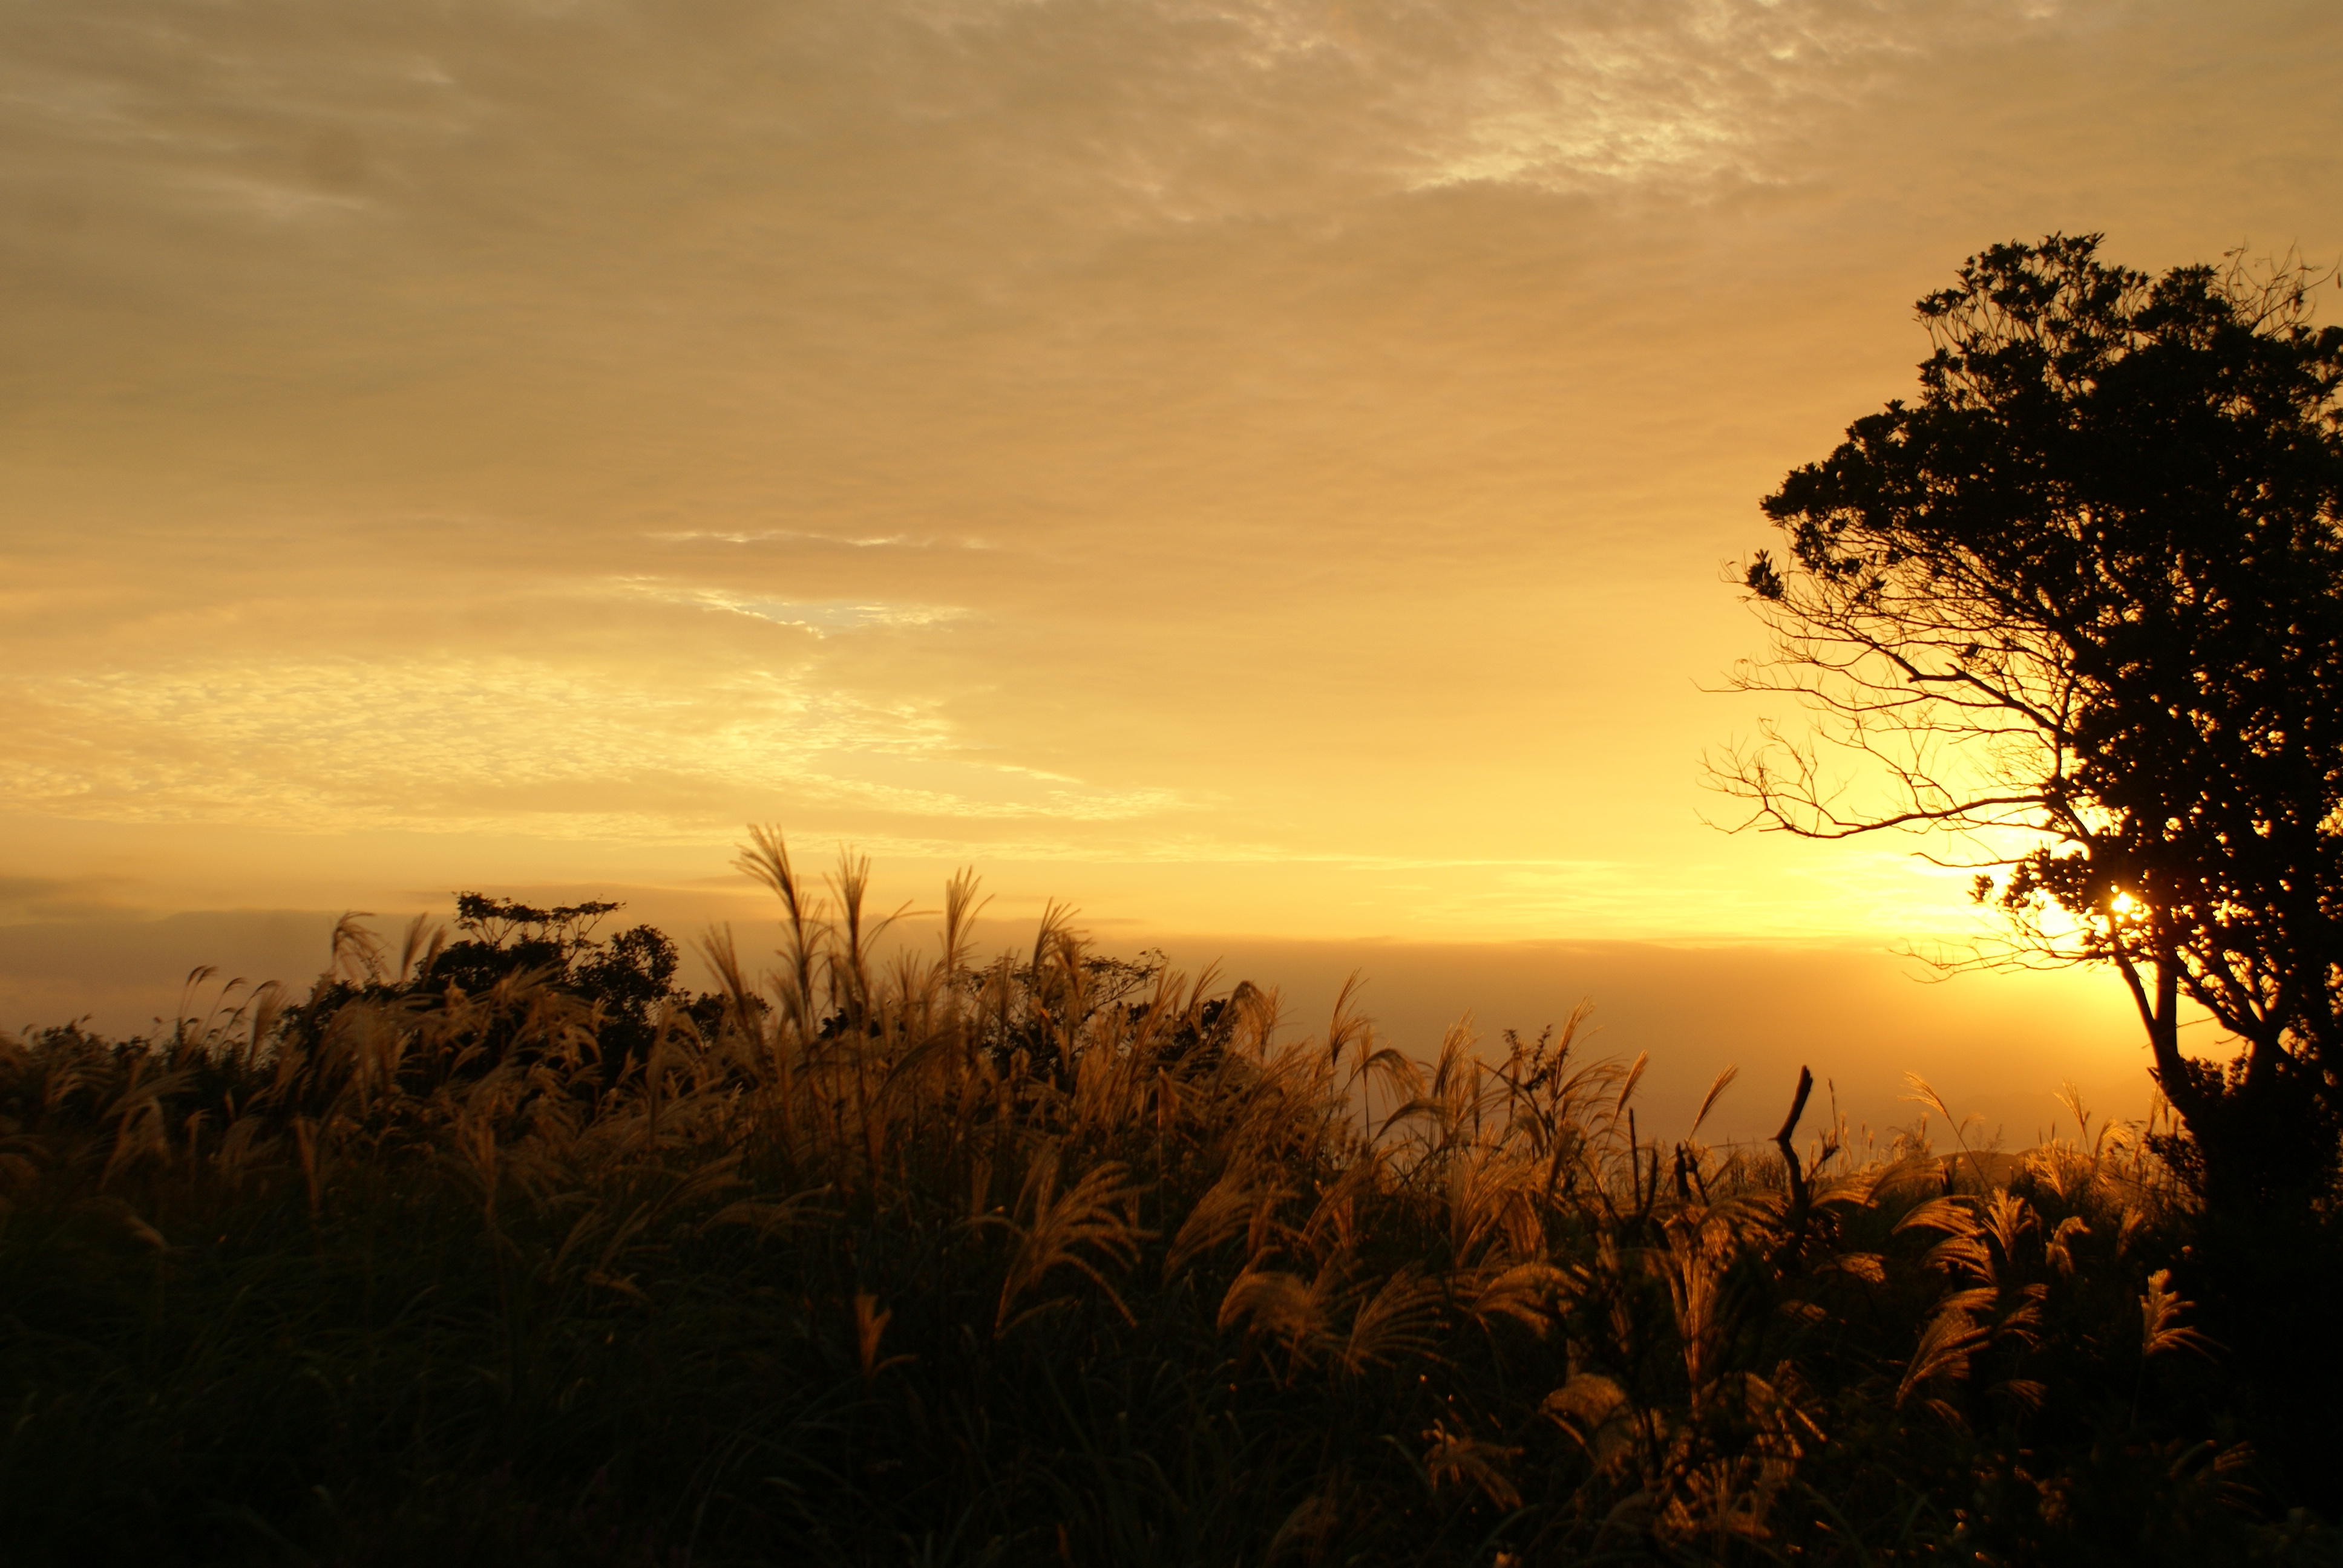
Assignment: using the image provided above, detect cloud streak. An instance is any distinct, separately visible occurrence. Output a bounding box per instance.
[606,578,972,635]
[0,659,1183,837]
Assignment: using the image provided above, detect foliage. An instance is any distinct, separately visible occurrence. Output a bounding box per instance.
[1,838,2335,1564]
[286,891,690,1085]
[1717,233,2343,1217]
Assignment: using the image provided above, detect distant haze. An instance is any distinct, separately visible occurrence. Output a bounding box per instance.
[1,892,2155,1149]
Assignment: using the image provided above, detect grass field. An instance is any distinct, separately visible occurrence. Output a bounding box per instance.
[3,836,2338,1564]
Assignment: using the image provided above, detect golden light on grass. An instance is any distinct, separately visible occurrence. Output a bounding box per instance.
[0,834,2253,1560]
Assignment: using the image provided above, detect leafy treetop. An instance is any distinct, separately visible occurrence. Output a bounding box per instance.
[1722,232,2343,1212]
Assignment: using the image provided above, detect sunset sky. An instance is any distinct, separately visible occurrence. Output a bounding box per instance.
[5,0,2339,1133]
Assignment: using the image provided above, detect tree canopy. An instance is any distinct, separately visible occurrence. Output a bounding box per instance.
[1719,234,2343,1210]
[301,892,690,1079]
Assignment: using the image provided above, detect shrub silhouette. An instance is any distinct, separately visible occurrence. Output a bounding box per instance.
[279,892,690,1091]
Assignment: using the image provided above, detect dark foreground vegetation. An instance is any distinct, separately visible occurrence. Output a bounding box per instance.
[4,841,2341,1566]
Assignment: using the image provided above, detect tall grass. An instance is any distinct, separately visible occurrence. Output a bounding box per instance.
[0,836,2330,1565]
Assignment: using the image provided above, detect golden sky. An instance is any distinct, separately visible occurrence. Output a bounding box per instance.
[4,1,2339,1122]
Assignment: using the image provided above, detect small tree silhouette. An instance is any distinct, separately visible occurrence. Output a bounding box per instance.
[1714,233,2343,1215]
[292,893,687,1082]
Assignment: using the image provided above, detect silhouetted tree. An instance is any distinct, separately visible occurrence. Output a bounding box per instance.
[284,893,686,1083]
[1715,234,2343,1215]
[429,893,681,1070]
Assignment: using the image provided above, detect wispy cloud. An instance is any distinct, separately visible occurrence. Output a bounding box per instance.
[0,659,1182,837]
[646,529,1001,552]
[1,0,2327,953]
[874,0,2076,211]
[605,578,971,635]
[0,0,2079,256]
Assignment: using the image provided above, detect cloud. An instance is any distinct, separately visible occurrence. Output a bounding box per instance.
[0,658,1184,837]
[605,577,971,634]
[0,0,2080,270]
[833,0,2081,219]
[2,0,2334,960]
[646,529,999,552]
